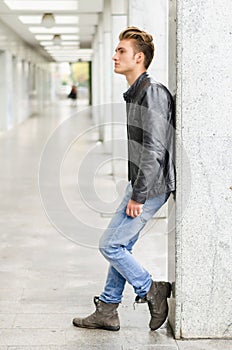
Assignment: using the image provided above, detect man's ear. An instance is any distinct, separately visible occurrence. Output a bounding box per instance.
[135,52,145,64]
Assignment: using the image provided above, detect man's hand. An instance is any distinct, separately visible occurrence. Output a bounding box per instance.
[126,199,143,218]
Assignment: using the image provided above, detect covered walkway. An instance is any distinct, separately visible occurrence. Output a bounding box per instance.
[0,100,173,348]
[0,100,231,349]
[0,0,231,346]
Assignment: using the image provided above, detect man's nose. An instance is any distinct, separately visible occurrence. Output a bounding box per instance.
[112,53,117,61]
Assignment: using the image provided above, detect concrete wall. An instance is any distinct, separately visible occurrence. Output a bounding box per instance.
[168,0,232,339]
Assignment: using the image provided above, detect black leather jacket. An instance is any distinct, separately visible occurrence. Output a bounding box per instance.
[123,72,175,204]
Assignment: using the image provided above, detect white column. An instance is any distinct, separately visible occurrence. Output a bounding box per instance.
[111,0,128,180]
[12,55,19,125]
[36,66,43,113]
[0,51,13,131]
[102,0,113,144]
[128,0,168,85]
[128,0,169,218]
[42,67,51,107]
[168,0,232,339]
[21,60,30,122]
[111,0,128,104]
[16,59,23,123]
[49,63,56,103]
[91,33,99,108]
[97,14,104,141]
[91,14,105,141]
[29,63,39,115]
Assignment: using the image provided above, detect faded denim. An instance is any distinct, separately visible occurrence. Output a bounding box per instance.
[99,182,170,303]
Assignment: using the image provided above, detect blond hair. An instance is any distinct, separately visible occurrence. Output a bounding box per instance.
[119,26,155,69]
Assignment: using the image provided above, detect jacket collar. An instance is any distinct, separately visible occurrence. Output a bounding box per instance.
[123,72,148,102]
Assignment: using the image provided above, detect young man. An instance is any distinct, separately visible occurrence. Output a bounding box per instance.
[73,27,175,331]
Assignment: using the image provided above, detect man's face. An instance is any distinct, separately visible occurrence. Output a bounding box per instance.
[112,39,138,75]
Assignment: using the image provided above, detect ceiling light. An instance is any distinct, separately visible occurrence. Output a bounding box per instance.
[40,41,54,46]
[35,35,54,41]
[47,53,81,57]
[4,1,78,11]
[60,41,80,46]
[61,35,80,40]
[45,45,80,50]
[41,13,55,28]
[53,34,61,45]
[52,58,78,62]
[51,54,79,56]
[48,49,93,55]
[19,15,79,25]
[40,41,80,47]
[46,49,81,54]
[29,27,79,34]
[55,16,79,24]
[19,16,41,24]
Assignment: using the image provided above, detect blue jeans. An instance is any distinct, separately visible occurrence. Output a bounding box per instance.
[99,182,170,303]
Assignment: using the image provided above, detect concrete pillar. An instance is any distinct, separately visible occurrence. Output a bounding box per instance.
[42,68,51,107]
[92,2,113,143]
[16,59,23,123]
[0,51,13,131]
[12,55,19,125]
[91,14,105,141]
[98,15,104,109]
[21,59,30,123]
[91,33,99,108]
[102,0,113,144]
[128,0,170,218]
[168,0,232,339]
[103,0,112,106]
[36,66,44,113]
[128,0,168,85]
[110,0,128,179]
[48,63,56,104]
[111,0,128,104]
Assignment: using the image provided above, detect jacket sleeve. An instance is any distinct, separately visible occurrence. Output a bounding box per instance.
[131,84,174,203]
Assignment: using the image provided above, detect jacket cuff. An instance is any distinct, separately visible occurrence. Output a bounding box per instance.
[131,191,147,204]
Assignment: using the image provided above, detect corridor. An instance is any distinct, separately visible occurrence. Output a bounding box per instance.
[1,100,231,349]
[0,0,231,346]
[0,100,176,348]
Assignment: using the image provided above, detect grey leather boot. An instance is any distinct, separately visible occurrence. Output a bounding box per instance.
[135,281,171,330]
[73,296,120,331]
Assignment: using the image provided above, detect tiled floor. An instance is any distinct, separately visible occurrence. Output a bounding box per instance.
[0,100,231,349]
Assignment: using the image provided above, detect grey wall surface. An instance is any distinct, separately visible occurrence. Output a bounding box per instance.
[168,0,232,339]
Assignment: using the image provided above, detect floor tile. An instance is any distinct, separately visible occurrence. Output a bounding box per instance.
[176,339,232,350]
[0,329,65,346]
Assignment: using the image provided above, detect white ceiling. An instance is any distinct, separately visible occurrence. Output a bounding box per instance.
[0,0,103,62]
